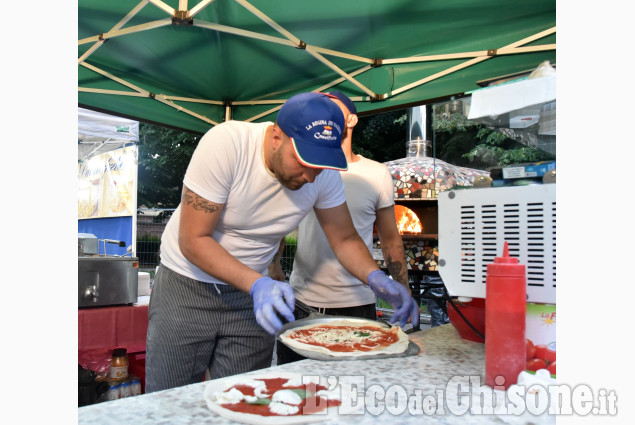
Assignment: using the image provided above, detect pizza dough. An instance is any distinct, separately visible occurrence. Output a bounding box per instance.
[278,318,410,358]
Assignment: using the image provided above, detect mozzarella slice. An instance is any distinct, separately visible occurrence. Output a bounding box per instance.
[283,376,319,388]
[269,401,300,415]
[271,389,303,405]
[212,387,244,404]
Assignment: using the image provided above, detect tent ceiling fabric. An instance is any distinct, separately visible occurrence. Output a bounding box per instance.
[78,0,556,134]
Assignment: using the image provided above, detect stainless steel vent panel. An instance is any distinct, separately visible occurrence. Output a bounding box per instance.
[438,184,556,303]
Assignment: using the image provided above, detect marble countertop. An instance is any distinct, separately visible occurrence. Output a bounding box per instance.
[78,324,552,425]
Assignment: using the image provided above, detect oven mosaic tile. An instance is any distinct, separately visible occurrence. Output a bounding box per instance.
[384,157,486,199]
[374,240,439,271]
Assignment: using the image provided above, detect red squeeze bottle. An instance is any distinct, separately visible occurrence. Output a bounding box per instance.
[485,241,526,390]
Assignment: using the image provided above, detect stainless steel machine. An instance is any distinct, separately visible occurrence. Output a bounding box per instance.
[437,183,556,304]
[78,233,139,308]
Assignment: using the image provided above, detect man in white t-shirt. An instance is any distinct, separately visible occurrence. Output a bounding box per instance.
[276,91,415,364]
[145,92,420,392]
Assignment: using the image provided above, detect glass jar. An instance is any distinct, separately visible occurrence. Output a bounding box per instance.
[107,382,120,401]
[130,378,142,396]
[119,381,132,398]
[109,348,129,381]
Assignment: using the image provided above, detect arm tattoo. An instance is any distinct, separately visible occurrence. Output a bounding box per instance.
[182,187,220,213]
[384,253,408,287]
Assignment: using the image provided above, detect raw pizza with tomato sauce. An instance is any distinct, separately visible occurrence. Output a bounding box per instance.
[204,372,358,424]
[278,318,410,358]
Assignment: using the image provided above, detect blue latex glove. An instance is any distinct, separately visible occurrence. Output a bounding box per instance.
[367,270,419,329]
[250,276,296,335]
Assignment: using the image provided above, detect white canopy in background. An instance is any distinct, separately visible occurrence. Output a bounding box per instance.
[78,107,139,256]
[467,62,556,136]
[468,74,556,120]
[78,107,139,161]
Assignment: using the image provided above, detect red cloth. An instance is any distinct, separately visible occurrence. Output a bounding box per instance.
[78,304,150,393]
[78,304,149,353]
[78,304,149,375]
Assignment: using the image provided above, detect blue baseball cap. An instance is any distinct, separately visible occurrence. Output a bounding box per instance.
[327,90,357,115]
[276,92,347,171]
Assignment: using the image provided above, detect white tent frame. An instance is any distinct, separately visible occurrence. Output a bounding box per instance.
[78,0,556,126]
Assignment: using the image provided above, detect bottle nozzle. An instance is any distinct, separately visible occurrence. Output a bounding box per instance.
[493,240,519,264]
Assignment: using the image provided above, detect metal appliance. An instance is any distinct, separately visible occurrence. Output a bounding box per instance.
[437,183,556,304]
[78,233,98,256]
[78,233,139,308]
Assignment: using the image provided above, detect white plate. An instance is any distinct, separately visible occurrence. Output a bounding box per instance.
[203,371,360,424]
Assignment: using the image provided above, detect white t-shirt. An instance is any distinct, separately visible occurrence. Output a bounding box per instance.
[290,155,395,308]
[160,120,346,284]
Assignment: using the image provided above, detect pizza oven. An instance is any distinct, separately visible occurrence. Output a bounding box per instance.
[374,139,488,273]
[371,139,488,328]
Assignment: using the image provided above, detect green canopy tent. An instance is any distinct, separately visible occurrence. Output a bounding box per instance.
[78,0,556,135]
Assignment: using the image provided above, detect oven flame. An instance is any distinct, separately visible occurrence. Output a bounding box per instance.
[395,205,422,234]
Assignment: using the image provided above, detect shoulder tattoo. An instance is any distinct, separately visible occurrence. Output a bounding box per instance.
[182,187,220,213]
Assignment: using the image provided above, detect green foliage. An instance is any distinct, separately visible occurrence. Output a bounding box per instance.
[431,107,483,168]
[476,127,507,146]
[463,127,553,167]
[280,239,297,276]
[137,123,201,208]
[135,110,408,209]
[433,132,480,167]
[432,103,554,168]
[136,233,161,266]
[432,106,479,133]
[377,298,428,312]
[137,233,161,243]
[377,299,391,309]
[497,146,553,165]
[353,110,408,162]
[462,144,502,166]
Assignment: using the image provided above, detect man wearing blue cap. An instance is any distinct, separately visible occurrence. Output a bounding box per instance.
[275,91,414,364]
[145,92,419,392]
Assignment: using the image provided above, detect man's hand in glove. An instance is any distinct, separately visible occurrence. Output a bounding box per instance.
[367,270,420,328]
[250,276,296,335]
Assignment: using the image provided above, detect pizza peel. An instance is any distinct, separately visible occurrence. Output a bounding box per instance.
[276,300,420,361]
